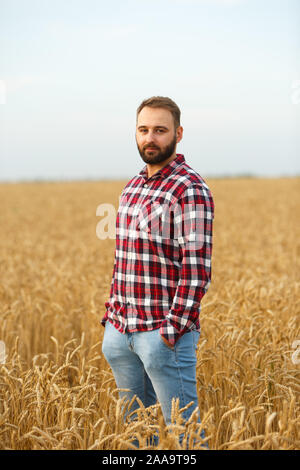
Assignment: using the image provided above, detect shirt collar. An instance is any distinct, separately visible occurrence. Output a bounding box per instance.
[138,154,185,182]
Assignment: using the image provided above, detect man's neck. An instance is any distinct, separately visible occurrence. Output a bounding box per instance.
[146,153,177,179]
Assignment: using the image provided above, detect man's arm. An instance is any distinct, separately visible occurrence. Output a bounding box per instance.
[101,254,117,327]
[159,183,214,347]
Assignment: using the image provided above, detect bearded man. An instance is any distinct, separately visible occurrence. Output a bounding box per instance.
[101,96,214,448]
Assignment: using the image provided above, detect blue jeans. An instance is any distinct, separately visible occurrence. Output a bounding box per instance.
[101,321,206,448]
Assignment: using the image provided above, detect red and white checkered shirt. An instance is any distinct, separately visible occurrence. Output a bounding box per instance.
[101,154,214,346]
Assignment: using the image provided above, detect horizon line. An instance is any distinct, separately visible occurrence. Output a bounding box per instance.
[0,173,299,184]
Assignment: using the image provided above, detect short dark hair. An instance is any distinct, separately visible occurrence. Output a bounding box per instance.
[136,96,181,129]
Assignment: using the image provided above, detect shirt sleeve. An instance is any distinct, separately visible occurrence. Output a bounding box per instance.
[101,254,117,327]
[159,183,214,346]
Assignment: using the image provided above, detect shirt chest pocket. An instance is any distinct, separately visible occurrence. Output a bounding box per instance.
[117,199,160,235]
[136,199,176,240]
[136,200,160,233]
[118,195,175,240]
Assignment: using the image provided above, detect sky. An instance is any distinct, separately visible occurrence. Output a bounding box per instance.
[0,0,299,181]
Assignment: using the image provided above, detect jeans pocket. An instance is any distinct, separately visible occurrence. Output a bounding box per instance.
[159,333,174,350]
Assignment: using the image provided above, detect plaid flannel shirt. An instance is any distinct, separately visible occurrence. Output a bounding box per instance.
[101,154,214,346]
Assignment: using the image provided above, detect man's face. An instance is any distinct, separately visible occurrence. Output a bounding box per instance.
[136,107,183,165]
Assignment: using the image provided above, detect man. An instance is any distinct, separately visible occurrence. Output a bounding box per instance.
[101,96,214,448]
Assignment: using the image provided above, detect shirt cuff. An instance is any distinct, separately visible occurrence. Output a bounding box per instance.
[100,310,108,327]
[159,318,185,347]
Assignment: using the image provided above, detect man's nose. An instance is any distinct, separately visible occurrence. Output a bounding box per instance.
[145,131,156,142]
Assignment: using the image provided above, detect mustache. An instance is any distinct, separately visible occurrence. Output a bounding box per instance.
[144,144,160,150]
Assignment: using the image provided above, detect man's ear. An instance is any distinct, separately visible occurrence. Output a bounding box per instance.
[176,126,183,144]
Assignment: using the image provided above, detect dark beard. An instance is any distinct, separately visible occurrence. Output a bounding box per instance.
[137,133,177,165]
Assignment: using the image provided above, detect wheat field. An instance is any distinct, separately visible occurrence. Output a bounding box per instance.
[0,177,299,450]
